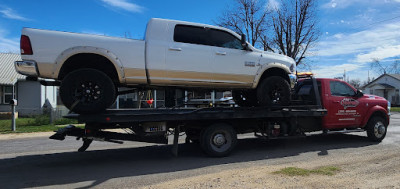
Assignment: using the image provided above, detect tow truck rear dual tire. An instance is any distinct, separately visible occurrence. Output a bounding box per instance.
[60,68,116,114]
[366,116,387,142]
[200,124,237,157]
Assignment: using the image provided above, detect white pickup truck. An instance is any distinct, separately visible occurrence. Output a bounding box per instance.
[15,18,296,113]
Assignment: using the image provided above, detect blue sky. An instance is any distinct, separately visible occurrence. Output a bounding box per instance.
[1,0,400,82]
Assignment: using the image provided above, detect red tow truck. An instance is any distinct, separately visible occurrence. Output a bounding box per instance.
[50,76,390,157]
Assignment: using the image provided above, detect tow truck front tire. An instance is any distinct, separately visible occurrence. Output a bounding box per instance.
[200,124,237,157]
[366,116,387,142]
[60,68,116,114]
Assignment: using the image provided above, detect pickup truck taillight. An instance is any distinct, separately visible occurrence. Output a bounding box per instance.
[20,35,33,55]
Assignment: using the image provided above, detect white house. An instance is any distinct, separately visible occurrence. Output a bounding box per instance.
[363,74,400,106]
[0,53,58,116]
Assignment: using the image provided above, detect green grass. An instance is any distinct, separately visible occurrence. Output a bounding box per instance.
[0,116,79,134]
[273,166,340,176]
[391,107,400,112]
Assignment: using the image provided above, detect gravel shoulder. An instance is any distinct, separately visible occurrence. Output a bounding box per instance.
[144,146,400,189]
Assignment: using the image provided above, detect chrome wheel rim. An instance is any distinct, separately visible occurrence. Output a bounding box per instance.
[373,121,386,139]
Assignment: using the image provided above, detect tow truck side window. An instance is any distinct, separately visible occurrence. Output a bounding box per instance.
[330,81,355,97]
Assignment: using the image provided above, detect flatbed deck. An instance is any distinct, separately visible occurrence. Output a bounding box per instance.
[65,106,327,124]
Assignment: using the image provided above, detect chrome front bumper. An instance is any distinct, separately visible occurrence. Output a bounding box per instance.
[15,60,39,77]
[288,73,297,88]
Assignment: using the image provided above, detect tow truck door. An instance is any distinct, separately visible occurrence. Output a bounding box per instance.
[324,80,364,129]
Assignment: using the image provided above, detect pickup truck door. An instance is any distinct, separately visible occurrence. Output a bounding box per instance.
[209,29,259,87]
[324,81,363,129]
[165,25,213,86]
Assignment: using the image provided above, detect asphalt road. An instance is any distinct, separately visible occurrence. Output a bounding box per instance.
[0,114,399,189]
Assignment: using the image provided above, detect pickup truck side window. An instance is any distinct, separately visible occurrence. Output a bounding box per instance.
[174,25,210,46]
[330,81,356,97]
[210,29,243,50]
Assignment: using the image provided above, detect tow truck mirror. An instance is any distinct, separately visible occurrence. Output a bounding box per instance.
[355,90,363,98]
[241,34,248,50]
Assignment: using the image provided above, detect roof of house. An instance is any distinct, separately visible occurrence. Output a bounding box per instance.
[362,74,400,89]
[377,83,395,89]
[0,53,25,85]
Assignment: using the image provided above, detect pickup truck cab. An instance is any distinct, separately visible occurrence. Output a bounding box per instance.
[15,18,296,113]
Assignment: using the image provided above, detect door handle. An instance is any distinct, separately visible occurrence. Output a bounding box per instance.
[169,47,182,51]
[216,51,227,55]
[334,101,340,103]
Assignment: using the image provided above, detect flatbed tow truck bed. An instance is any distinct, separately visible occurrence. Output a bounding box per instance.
[65,106,326,123]
[51,105,327,157]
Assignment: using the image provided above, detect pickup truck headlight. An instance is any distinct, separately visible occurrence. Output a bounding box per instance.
[388,101,391,115]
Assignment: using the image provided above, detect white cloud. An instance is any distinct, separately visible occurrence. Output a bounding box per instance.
[355,45,400,63]
[322,0,392,9]
[0,29,19,53]
[313,63,363,78]
[321,0,359,9]
[313,22,400,63]
[0,7,29,21]
[101,0,144,13]
[266,0,280,11]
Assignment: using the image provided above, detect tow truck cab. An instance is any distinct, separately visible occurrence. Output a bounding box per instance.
[296,78,390,130]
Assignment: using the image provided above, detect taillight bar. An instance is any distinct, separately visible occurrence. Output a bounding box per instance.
[20,35,33,55]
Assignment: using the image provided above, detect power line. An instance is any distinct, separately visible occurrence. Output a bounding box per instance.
[350,15,400,32]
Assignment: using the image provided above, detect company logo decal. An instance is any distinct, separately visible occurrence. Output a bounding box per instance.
[244,61,255,67]
[340,98,359,109]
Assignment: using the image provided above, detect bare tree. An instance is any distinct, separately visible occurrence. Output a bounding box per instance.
[216,0,320,67]
[348,79,361,89]
[216,0,270,48]
[370,57,400,75]
[270,0,319,65]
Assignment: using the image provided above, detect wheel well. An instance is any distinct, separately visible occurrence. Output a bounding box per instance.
[368,111,388,126]
[58,53,119,83]
[259,67,289,85]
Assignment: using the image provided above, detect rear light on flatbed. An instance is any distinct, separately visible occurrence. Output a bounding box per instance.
[20,35,33,55]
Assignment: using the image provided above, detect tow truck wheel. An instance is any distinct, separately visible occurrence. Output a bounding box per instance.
[366,116,387,142]
[200,124,237,157]
[257,76,290,106]
[60,68,116,114]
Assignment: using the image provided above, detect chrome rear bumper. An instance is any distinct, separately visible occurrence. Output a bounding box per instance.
[15,60,39,77]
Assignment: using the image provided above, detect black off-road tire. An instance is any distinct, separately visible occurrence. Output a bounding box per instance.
[366,116,387,142]
[60,68,116,114]
[200,123,237,157]
[257,76,290,106]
